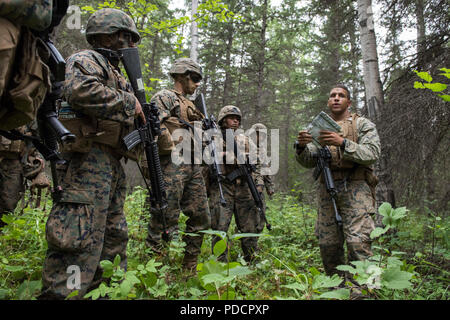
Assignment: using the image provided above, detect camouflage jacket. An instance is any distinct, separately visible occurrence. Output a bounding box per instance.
[150,88,203,124]
[217,128,262,185]
[63,49,136,126]
[296,115,381,169]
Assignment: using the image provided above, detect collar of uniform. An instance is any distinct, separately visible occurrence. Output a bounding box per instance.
[170,88,186,97]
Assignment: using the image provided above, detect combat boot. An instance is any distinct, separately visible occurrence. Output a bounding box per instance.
[319,244,346,277]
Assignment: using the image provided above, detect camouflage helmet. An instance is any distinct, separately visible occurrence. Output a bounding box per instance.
[86,8,140,45]
[169,58,203,79]
[218,105,242,126]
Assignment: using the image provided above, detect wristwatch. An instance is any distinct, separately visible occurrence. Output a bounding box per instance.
[340,138,346,150]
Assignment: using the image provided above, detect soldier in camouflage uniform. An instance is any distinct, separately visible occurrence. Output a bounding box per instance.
[295,85,380,282]
[209,106,263,263]
[0,124,49,228]
[249,123,275,208]
[39,8,145,299]
[145,58,211,271]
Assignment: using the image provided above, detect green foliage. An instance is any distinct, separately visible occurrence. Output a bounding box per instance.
[0,189,448,300]
[413,68,450,102]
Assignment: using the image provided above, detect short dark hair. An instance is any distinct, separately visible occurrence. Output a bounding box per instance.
[332,84,351,100]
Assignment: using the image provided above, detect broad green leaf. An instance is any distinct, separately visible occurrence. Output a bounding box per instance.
[312,274,343,289]
[65,290,79,300]
[414,81,425,89]
[318,288,350,300]
[392,207,407,220]
[113,254,121,267]
[120,279,133,297]
[414,70,432,82]
[4,265,24,272]
[378,202,392,217]
[230,232,266,240]
[213,239,227,257]
[381,267,413,290]
[336,265,357,273]
[201,273,226,286]
[423,82,447,92]
[370,226,389,239]
[142,272,157,288]
[282,282,307,292]
[309,266,320,276]
[227,266,253,278]
[438,94,450,102]
[439,68,450,78]
[199,229,227,240]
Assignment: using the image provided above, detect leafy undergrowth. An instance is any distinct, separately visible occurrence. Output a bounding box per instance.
[0,187,448,300]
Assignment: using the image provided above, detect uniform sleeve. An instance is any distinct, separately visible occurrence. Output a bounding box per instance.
[63,52,136,126]
[150,90,178,123]
[341,117,380,165]
[246,136,263,185]
[295,143,319,168]
[264,175,275,193]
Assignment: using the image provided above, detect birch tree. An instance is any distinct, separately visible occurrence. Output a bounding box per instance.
[357,0,396,207]
[190,0,199,61]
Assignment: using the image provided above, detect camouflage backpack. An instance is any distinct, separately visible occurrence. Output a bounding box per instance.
[0,0,53,31]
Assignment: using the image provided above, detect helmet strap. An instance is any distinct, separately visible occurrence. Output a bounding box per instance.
[93,48,122,68]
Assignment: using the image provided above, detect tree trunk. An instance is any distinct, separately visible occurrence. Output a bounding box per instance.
[223,23,234,105]
[254,0,268,123]
[190,0,199,61]
[357,0,395,208]
[415,0,426,67]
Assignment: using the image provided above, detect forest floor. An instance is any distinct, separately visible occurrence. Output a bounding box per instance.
[0,186,448,300]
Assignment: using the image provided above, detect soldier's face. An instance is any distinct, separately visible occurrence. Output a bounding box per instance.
[182,73,201,95]
[223,115,240,130]
[327,87,351,115]
[111,31,137,50]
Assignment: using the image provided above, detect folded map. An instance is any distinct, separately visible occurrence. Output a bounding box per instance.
[306,111,342,148]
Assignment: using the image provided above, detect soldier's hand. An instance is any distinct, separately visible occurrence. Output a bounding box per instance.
[134,98,146,124]
[297,130,312,147]
[257,185,264,194]
[318,130,344,147]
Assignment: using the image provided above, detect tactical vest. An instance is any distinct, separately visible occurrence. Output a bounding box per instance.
[58,50,138,160]
[329,113,359,170]
[219,130,249,184]
[326,113,379,200]
[0,21,50,130]
[157,90,204,155]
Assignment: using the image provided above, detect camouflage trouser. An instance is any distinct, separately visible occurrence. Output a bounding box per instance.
[316,179,375,276]
[0,157,25,227]
[210,179,263,263]
[40,147,128,299]
[146,156,210,263]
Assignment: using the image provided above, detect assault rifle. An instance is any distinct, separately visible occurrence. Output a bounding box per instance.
[119,47,169,242]
[193,93,226,206]
[35,0,74,200]
[225,129,272,231]
[312,146,342,228]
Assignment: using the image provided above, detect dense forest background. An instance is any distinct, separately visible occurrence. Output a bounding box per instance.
[55,0,449,215]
